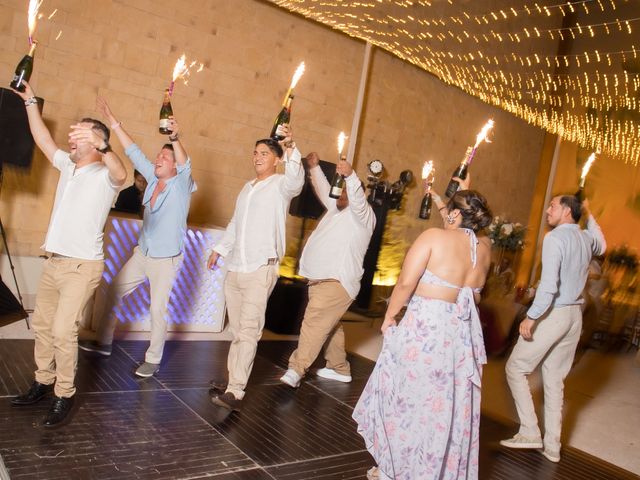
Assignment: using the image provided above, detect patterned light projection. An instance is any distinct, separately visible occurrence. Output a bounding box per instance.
[269,0,640,165]
[92,217,227,333]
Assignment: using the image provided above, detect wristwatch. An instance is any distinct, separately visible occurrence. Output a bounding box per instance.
[96,143,112,154]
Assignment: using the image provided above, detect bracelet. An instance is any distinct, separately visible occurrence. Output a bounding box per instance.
[283,141,295,149]
[96,143,112,154]
[439,206,447,211]
[24,97,38,107]
[111,121,122,130]
[169,133,179,142]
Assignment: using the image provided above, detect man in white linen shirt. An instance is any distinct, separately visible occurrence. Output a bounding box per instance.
[206,125,304,411]
[500,195,606,463]
[280,155,375,388]
[10,81,126,427]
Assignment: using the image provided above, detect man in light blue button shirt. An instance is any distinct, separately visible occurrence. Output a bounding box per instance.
[501,195,605,463]
[80,98,196,378]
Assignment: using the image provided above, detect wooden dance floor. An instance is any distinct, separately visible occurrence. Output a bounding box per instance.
[0,339,637,479]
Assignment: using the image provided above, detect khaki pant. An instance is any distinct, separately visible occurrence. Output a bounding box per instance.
[96,246,183,364]
[288,281,353,377]
[506,305,582,452]
[33,257,104,397]
[224,265,279,399]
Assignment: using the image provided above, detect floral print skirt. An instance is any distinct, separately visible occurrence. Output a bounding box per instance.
[353,295,482,480]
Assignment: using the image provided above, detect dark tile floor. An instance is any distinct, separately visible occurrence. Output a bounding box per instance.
[0,339,637,479]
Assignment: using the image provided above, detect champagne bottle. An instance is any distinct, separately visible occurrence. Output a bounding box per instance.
[159,89,173,135]
[270,95,293,140]
[329,158,345,199]
[445,146,473,198]
[575,187,584,201]
[10,42,37,93]
[419,191,433,219]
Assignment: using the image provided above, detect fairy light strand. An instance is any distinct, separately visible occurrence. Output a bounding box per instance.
[270,0,640,165]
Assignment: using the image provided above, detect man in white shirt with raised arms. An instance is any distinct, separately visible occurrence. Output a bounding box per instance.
[207,125,304,411]
[10,81,126,427]
[280,154,375,388]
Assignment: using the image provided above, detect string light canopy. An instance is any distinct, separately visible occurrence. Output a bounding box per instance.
[269,0,640,165]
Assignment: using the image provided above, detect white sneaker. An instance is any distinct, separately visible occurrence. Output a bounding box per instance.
[316,367,352,383]
[542,449,561,463]
[499,433,543,449]
[280,369,301,388]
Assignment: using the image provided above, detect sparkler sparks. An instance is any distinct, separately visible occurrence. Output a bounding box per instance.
[289,61,305,89]
[28,0,44,44]
[580,152,597,187]
[421,160,435,180]
[474,119,495,148]
[337,132,347,155]
[168,54,204,95]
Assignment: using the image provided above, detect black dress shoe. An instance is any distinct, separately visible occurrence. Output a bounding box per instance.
[11,381,54,406]
[208,379,227,393]
[43,396,75,427]
[211,392,242,411]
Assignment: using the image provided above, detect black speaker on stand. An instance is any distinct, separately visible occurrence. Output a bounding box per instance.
[354,169,414,310]
[0,87,43,328]
[354,201,389,309]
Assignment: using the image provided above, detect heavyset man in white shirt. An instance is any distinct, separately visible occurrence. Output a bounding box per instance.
[10,81,127,427]
[280,155,375,388]
[207,125,304,410]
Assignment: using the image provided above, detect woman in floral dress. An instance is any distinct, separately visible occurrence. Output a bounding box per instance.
[353,187,493,480]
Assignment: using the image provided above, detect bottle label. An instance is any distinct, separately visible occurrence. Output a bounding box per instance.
[330,186,343,197]
[275,124,286,138]
[11,73,24,85]
[159,118,171,129]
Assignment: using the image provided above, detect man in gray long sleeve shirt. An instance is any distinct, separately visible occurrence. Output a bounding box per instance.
[500,195,606,463]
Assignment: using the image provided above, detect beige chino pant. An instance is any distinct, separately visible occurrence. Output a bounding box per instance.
[33,256,104,397]
[288,280,353,377]
[224,264,279,400]
[96,246,183,364]
[506,305,582,453]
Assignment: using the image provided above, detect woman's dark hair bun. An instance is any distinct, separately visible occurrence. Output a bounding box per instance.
[448,190,493,232]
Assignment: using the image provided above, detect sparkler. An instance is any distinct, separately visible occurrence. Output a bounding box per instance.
[28,0,43,45]
[468,119,495,164]
[421,160,434,180]
[421,160,435,192]
[337,132,347,158]
[579,152,597,188]
[281,62,305,104]
[168,54,204,96]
